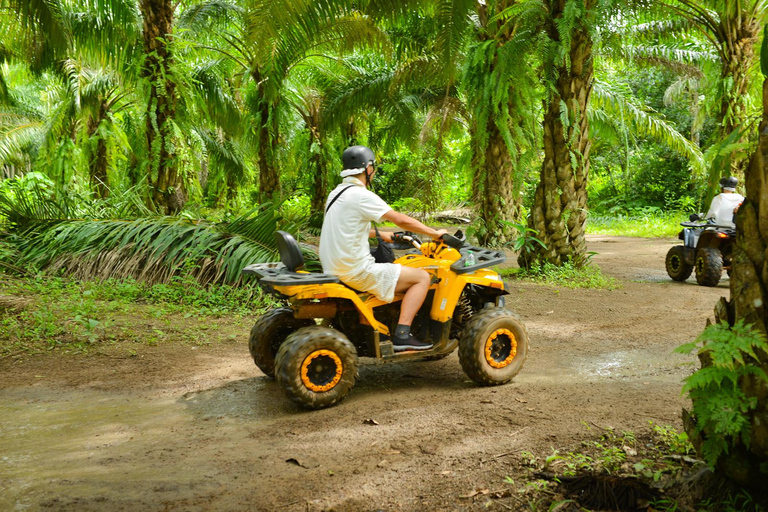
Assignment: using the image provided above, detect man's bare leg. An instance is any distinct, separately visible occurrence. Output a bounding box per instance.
[392,266,432,351]
[395,266,430,325]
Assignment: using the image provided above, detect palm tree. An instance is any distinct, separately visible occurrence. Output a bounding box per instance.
[652,0,768,198]
[464,0,540,245]
[139,0,183,213]
[213,0,388,202]
[1,0,143,199]
[524,0,603,266]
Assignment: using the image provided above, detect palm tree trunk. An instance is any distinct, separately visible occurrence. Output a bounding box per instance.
[308,132,327,226]
[257,98,280,201]
[479,120,517,245]
[469,123,483,207]
[86,104,109,199]
[703,13,761,206]
[524,5,593,267]
[140,0,184,214]
[691,76,768,489]
[719,18,760,139]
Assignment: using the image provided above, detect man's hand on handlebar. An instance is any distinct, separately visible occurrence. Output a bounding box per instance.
[432,229,448,240]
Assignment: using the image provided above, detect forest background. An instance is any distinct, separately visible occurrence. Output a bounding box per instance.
[3,0,768,498]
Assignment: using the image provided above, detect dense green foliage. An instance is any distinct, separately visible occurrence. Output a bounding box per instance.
[676,321,768,468]
[1,0,756,243]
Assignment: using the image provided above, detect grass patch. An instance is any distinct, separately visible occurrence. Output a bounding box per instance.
[587,211,686,238]
[499,261,618,290]
[0,274,280,357]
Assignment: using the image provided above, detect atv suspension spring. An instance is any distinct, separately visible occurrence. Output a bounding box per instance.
[458,294,473,322]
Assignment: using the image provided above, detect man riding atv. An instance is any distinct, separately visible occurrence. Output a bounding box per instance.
[243,146,528,408]
[665,176,743,287]
[319,145,447,352]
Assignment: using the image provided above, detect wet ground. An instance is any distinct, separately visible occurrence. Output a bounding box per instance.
[0,236,730,511]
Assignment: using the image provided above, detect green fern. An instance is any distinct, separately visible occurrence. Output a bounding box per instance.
[675,320,768,467]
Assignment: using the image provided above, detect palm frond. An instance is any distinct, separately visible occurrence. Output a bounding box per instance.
[2,200,300,285]
[177,0,243,32]
[591,80,704,171]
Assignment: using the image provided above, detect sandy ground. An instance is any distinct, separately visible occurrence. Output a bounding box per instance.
[0,235,730,511]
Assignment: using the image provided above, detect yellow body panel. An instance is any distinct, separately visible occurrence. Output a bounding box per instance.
[269,240,505,332]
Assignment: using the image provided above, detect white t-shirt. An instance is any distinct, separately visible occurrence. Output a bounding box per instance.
[319,177,393,277]
[705,192,744,228]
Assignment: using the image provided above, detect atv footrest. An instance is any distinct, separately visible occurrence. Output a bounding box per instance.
[243,263,341,286]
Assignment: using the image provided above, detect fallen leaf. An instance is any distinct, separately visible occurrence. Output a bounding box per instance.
[480,400,493,404]
[381,450,401,455]
[376,460,388,468]
[622,445,637,457]
[440,470,452,475]
[285,457,319,469]
[514,397,528,403]
[363,418,379,426]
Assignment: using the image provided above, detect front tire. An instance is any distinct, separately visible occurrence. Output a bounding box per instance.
[458,307,528,386]
[275,326,358,409]
[665,246,692,281]
[249,308,313,378]
[695,247,722,287]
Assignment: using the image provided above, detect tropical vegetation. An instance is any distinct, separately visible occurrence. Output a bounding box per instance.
[2,0,768,494]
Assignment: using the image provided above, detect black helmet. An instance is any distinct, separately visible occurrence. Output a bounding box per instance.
[342,145,375,171]
[719,176,738,189]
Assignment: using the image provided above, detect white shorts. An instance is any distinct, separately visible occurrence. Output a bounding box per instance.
[339,262,402,303]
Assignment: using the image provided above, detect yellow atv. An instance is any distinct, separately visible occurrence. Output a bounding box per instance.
[244,230,529,409]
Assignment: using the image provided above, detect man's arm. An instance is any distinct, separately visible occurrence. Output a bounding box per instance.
[381,210,448,239]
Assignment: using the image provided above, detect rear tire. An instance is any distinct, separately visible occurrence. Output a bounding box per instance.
[458,307,528,386]
[275,326,358,409]
[695,247,723,287]
[249,308,313,378]
[665,246,692,281]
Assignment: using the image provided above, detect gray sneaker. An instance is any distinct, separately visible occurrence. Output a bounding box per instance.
[392,333,433,352]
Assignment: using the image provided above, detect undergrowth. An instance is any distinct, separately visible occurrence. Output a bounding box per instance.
[499,260,618,290]
[675,320,768,467]
[587,211,686,238]
[501,422,764,511]
[0,274,280,357]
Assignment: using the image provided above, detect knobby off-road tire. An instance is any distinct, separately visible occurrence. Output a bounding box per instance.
[695,247,722,287]
[665,246,693,281]
[249,308,313,378]
[458,307,529,386]
[275,326,358,409]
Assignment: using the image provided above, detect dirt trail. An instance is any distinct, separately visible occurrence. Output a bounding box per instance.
[0,236,729,511]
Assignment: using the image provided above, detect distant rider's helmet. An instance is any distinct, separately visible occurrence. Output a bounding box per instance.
[719,176,738,191]
[341,145,376,174]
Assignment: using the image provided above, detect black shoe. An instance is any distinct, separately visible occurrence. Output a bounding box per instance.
[393,333,433,352]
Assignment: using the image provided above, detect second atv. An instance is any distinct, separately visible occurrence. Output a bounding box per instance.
[665,214,734,287]
[244,230,529,409]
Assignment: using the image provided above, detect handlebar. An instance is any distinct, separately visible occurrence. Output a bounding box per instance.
[391,230,466,251]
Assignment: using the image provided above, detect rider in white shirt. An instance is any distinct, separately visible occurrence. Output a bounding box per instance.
[319,146,447,352]
[704,177,744,229]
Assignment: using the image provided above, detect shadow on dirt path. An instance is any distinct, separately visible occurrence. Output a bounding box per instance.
[1,236,727,511]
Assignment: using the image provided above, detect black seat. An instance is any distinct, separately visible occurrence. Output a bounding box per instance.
[275,231,304,272]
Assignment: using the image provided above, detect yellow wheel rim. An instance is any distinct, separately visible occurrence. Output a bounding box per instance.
[484,328,517,369]
[300,349,343,392]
